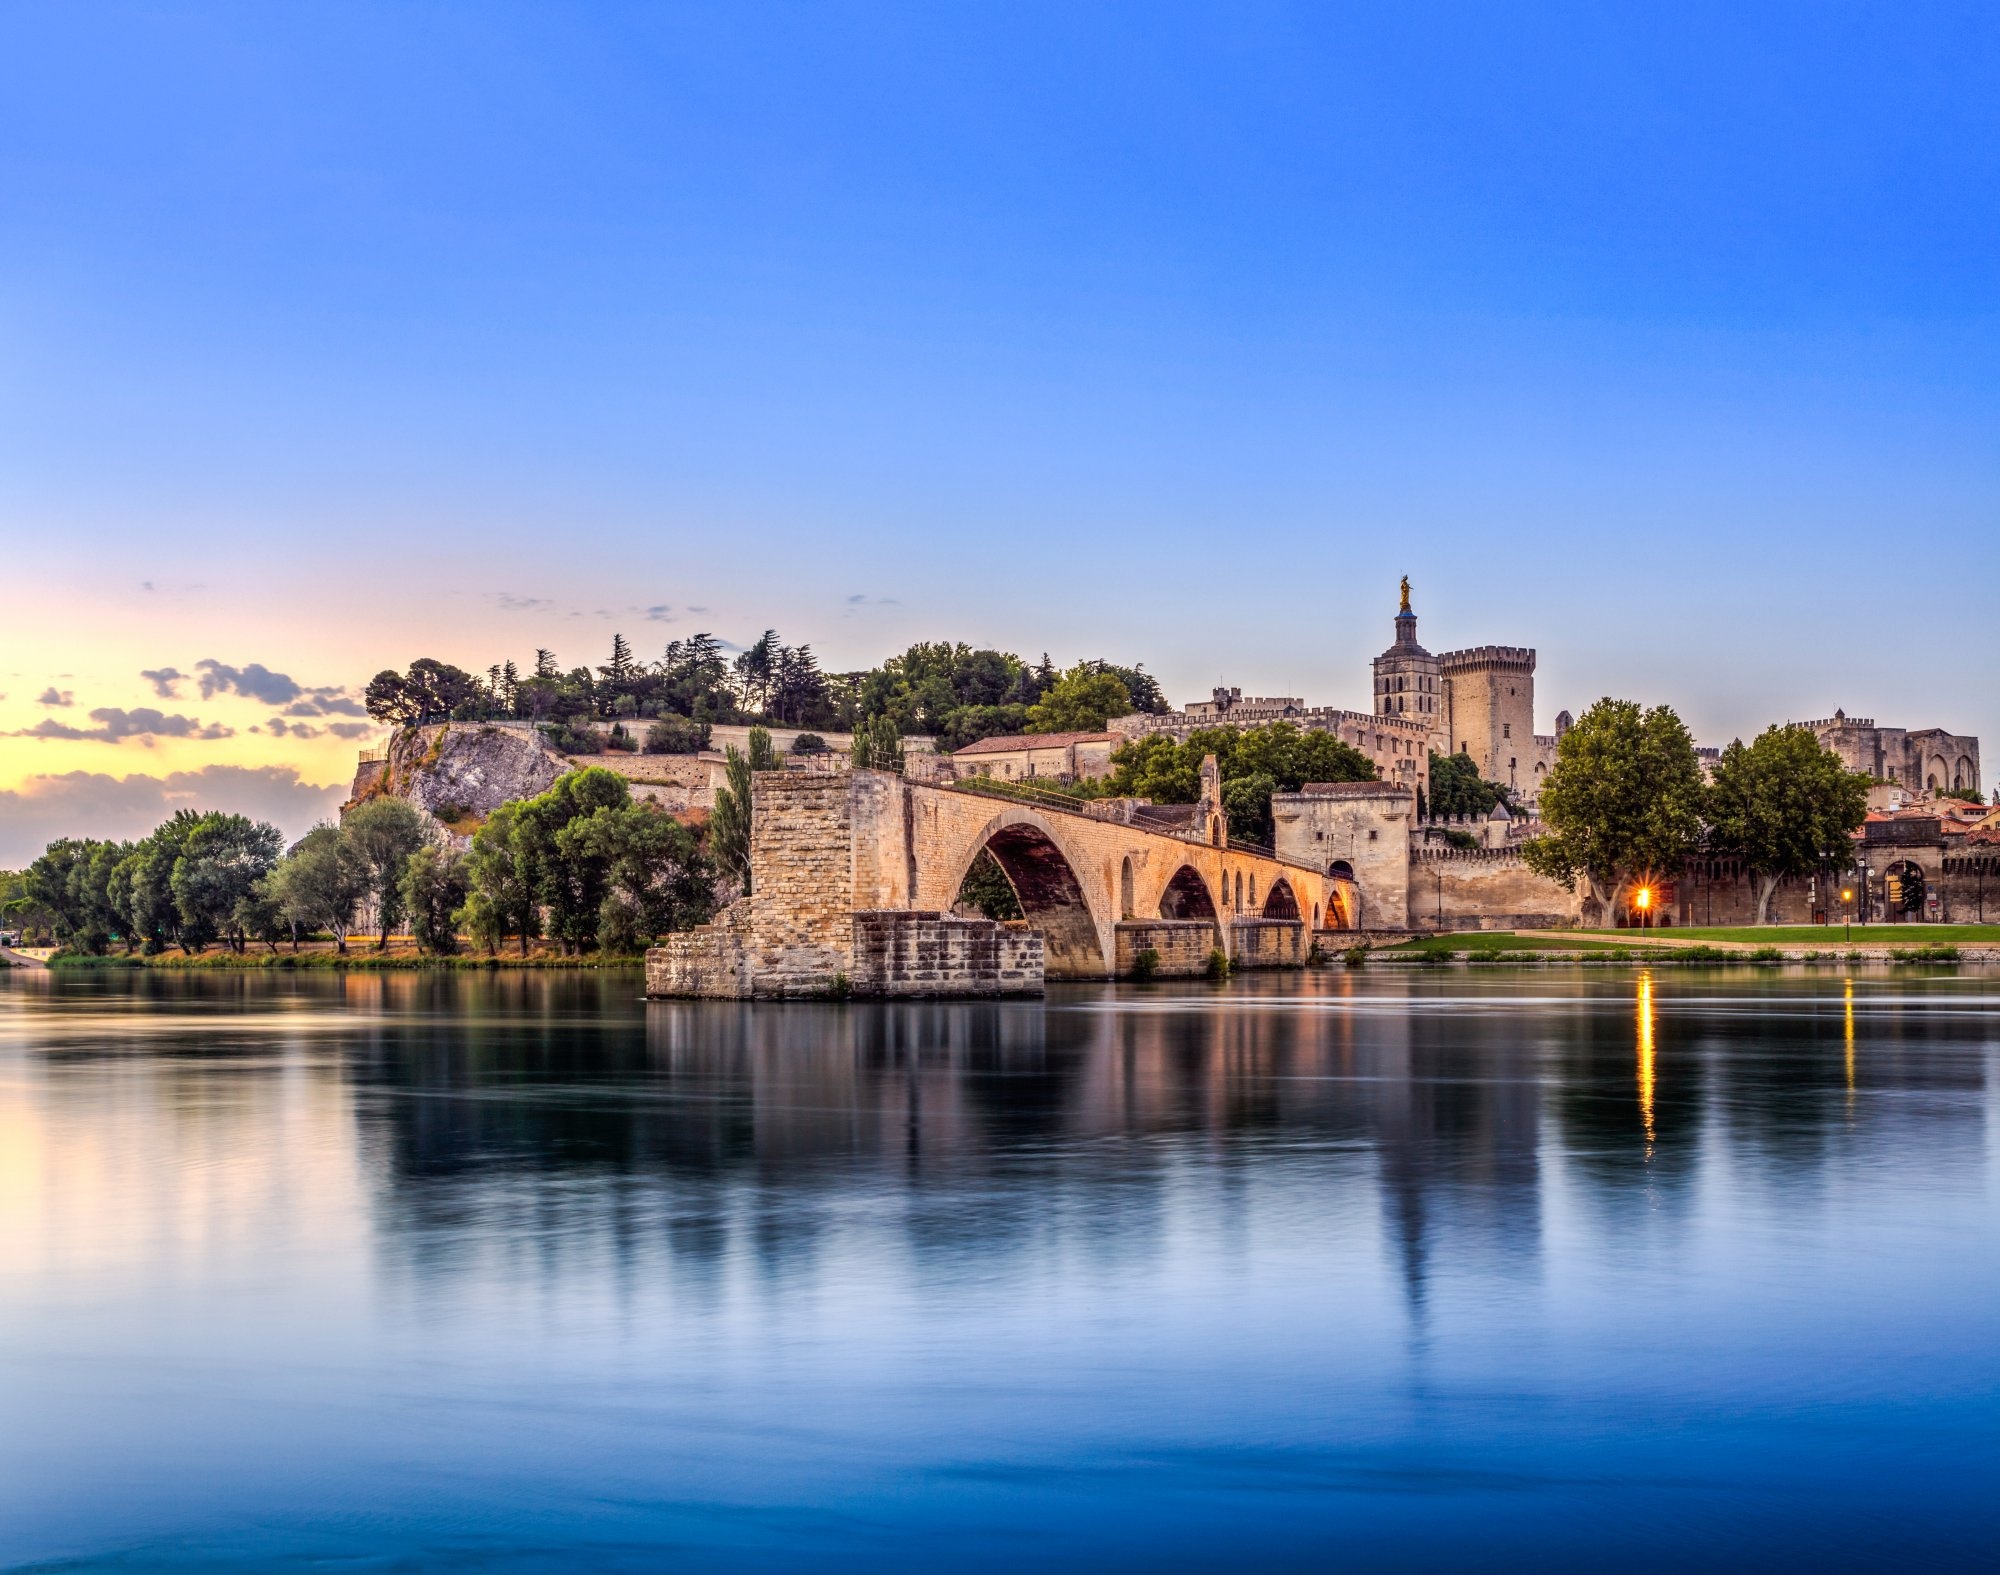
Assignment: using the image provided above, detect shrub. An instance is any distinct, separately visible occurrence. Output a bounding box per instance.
[538,720,603,754]
[791,733,828,756]
[1129,946,1161,982]
[1676,944,1730,962]
[1746,946,1784,962]
[1898,943,1961,963]
[1342,945,1369,968]
[644,717,711,755]
[1203,947,1230,980]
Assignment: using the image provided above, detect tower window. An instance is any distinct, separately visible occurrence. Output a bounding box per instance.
[1502,723,1511,739]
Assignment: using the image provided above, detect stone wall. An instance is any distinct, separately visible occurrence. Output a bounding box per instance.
[1114,920,1219,977]
[1413,846,1584,930]
[1228,918,1308,968]
[850,912,1042,996]
[375,723,570,819]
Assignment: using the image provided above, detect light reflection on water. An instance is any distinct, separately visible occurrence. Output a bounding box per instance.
[1,966,1996,1572]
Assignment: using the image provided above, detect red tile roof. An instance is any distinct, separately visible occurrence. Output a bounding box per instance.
[955,732,1117,755]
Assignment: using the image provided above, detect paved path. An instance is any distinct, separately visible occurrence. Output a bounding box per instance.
[0,946,51,969]
[1512,929,1994,956]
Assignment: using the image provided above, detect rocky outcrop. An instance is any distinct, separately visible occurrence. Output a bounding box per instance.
[376,723,571,820]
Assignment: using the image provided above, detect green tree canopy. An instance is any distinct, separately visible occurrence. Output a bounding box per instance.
[1425,751,1514,819]
[1100,723,1377,844]
[341,796,429,949]
[1024,665,1133,735]
[269,825,370,953]
[1522,698,1706,924]
[170,813,283,953]
[1705,724,1870,924]
[709,747,755,896]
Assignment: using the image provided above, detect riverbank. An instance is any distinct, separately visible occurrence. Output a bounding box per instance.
[44,948,645,971]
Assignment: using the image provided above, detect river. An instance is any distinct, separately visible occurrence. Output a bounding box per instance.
[2,966,1996,1571]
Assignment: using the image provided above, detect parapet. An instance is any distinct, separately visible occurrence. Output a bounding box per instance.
[1437,645,1536,673]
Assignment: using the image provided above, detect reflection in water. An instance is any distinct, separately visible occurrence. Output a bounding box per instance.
[2,967,1998,1573]
[1636,970,1657,1151]
[1845,974,1857,1107]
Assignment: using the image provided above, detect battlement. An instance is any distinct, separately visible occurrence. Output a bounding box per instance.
[1437,645,1536,672]
[1805,714,1875,731]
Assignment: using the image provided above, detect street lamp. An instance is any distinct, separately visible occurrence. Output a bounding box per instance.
[1634,885,1652,933]
[1841,886,1853,942]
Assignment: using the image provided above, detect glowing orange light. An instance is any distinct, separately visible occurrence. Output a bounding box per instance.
[1634,887,1652,910]
[1841,889,1853,903]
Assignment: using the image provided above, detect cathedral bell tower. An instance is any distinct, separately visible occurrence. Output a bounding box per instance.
[1372,577,1441,739]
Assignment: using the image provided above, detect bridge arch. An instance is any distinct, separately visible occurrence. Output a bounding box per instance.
[944,809,1111,979]
[1262,876,1300,921]
[1160,864,1219,923]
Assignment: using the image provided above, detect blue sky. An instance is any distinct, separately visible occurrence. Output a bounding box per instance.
[2,1,1996,857]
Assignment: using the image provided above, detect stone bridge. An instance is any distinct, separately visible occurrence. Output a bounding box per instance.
[647,767,1360,998]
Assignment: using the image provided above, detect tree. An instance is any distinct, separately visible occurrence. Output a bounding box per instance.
[1426,751,1514,819]
[365,669,419,725]
[123,811,208,953]
[734,630,779,715]
[233,876,289,955]
[269,825,369,953]
[23,839,125,953]
[554,801,713,951]
[745,726,779,772]
[956,849,1022,919]
[170,814,283,953]
[510,767,634,952]
[644,716,710,754]
[341,797,429,949]
[1098,722,1377,843]
[709,746,754,896]
[1024,665,1132,734]
[1705,724,1871,925]
[850,716,904,772]
[400,845,470,955]
[1522,698,1707,926]
[459,801,539,955]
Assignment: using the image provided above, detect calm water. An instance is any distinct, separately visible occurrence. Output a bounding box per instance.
[2,967,1997,1572]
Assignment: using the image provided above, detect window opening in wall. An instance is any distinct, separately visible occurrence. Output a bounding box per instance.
[1502,723,1511,739]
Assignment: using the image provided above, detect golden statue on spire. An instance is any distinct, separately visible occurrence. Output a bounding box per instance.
[1399,575,1412,613]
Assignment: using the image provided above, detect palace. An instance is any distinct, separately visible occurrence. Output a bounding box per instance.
[1108,579,1563,803]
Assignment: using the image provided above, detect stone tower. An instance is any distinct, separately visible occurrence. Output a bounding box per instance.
[1437,645,1537,793]
[1372,578,1442,741]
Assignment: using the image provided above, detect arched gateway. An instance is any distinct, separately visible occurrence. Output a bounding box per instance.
[648,769,1347,998]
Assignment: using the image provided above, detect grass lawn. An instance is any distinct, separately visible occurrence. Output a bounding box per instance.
[1375,933,1654,955]
[1572,924,2000,946]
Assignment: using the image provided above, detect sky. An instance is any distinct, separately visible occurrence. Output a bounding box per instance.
[3,0,1996,865]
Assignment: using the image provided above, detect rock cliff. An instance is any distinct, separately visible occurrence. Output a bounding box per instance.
[376,723,571,820]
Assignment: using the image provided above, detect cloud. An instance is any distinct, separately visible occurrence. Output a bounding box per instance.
[196,659,302,705]
[265,718,319,739]
[843,593,900,615]
[327,721,374,739]
[639,605,673,622]
[37,688,74,708]
[190,658,366,716]
[490,593,555,613]
[0,766,347,866]
[8,708,235,745]
[140,667,187,698]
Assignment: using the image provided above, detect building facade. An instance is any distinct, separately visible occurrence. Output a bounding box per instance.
[1807,710,1980,797]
